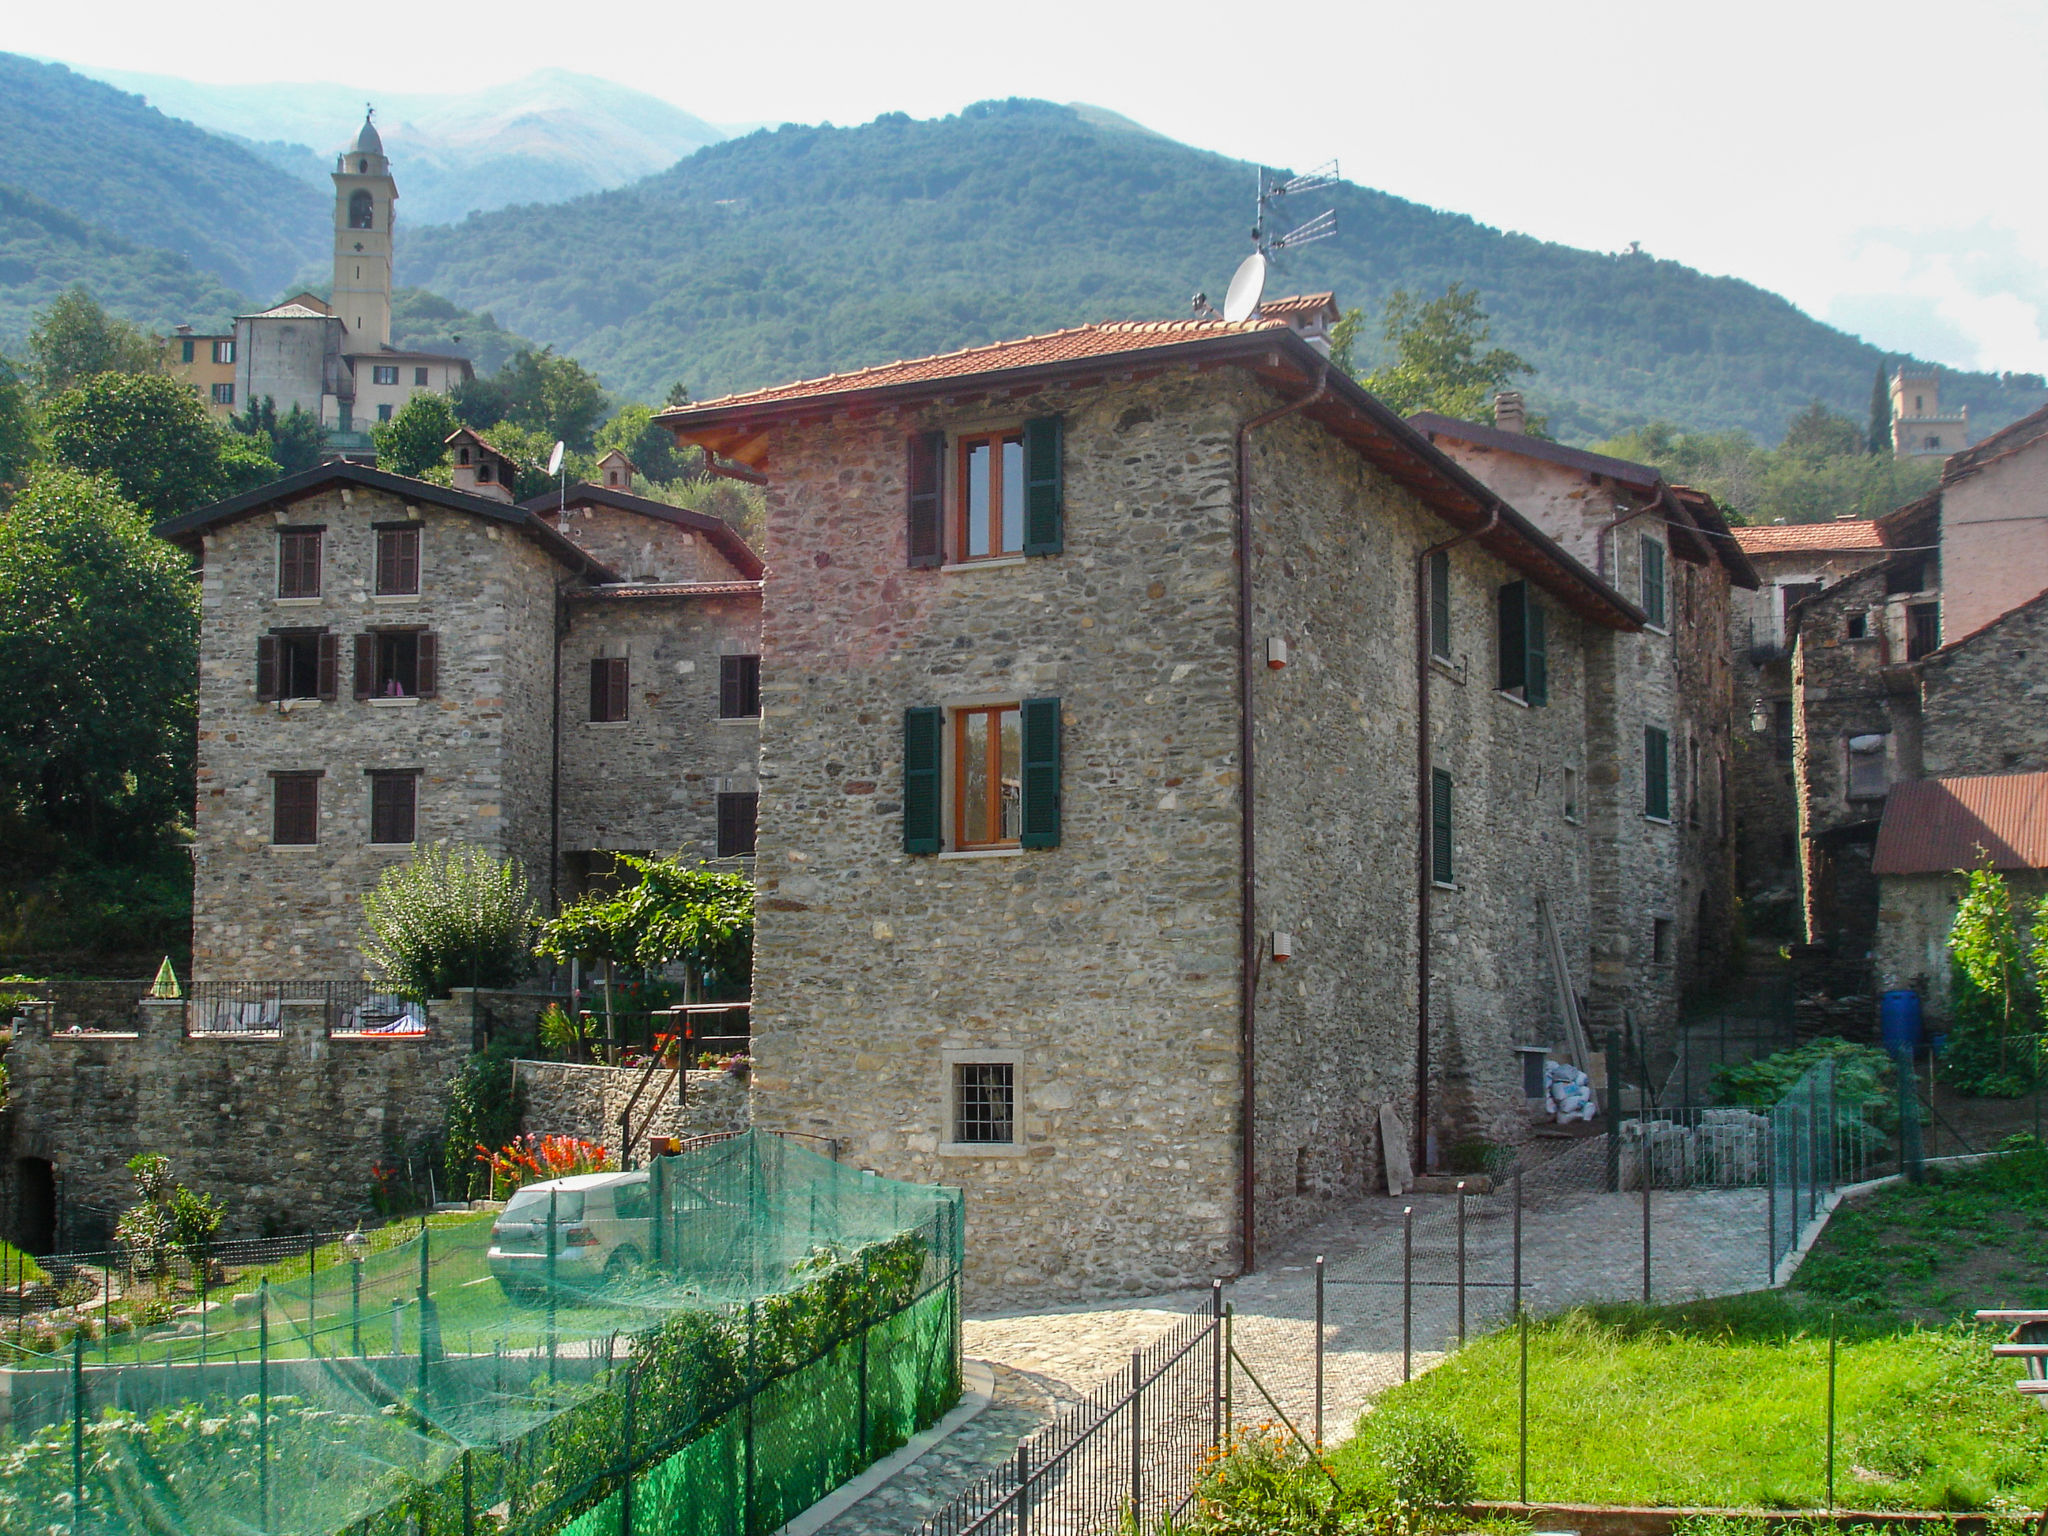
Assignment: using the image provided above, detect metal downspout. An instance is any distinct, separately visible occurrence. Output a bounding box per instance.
[549,582,567,915]
[1234,365,1328,1276]
[1413,505,1500,1174]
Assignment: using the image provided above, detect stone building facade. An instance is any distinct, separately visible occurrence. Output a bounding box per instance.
[1409,409,1757,1048]
[663,318,1647,1300]
[156,464,765,979]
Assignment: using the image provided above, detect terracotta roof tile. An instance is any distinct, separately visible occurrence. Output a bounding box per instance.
[1872,772,2048,875]
[1256,292,1338,321]
[573,581,764,600]
[682,318,1294,412]
[1731,520,1889,555]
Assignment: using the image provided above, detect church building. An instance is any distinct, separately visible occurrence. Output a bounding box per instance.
[230,113,473,454]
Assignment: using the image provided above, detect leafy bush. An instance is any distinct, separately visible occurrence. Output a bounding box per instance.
[115,1153,224,1281]
[361,843,537,1000]
[1193,1428,1371,1536]
[1708,1036,1895,1119]
[1943,962,2044,1097]
[439,1038,526,1201]
[1359,1410,1476,1528]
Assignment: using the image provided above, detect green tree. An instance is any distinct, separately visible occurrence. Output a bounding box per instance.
[595,401,685,483]
[499,346,608,450]
[25,287,158,398]
[232,396,326,477]
[1950,862,2040,1069]
[0,356,36,499]
[1869,365,1892,455]
[1344,283,1533,420]
[0,468,197,848]
[372,391,460,478]
[360,843,538,1001]
[1779,402,1866,461]
[44,371,278,516]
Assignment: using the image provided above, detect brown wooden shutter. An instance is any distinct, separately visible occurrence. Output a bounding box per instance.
[272,773,319,845]
[256,635,279,702]
[415,631,438,697]
[907,432,944,568]
[717,791,758,858]
[316,633,338,701]
[353,634,373,699]
[370,772,418,845]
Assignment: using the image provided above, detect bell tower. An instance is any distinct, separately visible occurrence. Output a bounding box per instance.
[331,108,396,357]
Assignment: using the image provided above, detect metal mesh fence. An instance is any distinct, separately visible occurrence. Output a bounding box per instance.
[0,1131,962,1536]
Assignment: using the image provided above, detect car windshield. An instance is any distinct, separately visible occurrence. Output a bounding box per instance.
[501,1187,585,1222]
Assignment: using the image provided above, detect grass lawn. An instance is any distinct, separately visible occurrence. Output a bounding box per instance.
[1332,1153,2048,1514]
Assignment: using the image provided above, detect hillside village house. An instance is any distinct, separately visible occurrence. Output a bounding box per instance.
[657,315,1686,1298]
[153,431,763,980]
[1407,400,1758,1045]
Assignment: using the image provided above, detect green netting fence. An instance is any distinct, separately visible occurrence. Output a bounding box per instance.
[0,1130,964,1536]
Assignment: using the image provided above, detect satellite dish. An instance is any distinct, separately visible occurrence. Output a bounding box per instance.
[546,441,565,477]
[1222,252,1267,322]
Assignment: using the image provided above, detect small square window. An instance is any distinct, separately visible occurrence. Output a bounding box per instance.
[414,367,429,387]
[375,526,420,595]
[272,773,320,845]
[1846,612,1868,640]
[377,403,393,423]
[720,654,761,718]
[717,791,758,858]
[368,771,418,845]
[278,528,322,598]
[211,382,236,406]
[952,1061,1015,1144]
[372,365,399,386]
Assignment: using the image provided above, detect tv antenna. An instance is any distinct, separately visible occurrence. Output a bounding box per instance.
[1194,160,1338,321]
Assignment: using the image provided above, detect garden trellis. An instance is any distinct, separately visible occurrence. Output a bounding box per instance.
[0,1131,962,1536]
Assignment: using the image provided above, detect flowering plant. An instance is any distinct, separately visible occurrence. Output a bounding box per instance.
[475,1133,616,1195]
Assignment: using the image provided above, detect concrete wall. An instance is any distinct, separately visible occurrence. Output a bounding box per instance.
[1875,871,2048,1020]
[237,314,336,421]
[514,1060,750,1147]
[557,592,762,863]
[189,487,561,979]
[4,995,476,1238]
[1940,444,2048,643]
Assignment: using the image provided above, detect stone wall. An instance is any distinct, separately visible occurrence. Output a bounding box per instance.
[513,1060,751,1147]
[3,993,480,1241]
[1919,593,2048,778]
[1672,553,1740,1003]
[556,503,754,585]
[1876,871,2048,1020]
[557,590,762,865]
[189,487,562,979]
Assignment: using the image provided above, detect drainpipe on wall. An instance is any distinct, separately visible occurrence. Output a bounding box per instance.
[1234,364,1328,1277]
[1413,505,1500,1174]
[548,582,568,915]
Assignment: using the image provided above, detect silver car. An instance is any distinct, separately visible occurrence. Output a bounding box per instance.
[487,1171,653,1299]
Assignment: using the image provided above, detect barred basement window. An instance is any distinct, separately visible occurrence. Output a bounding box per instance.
[952,1061,1015,1144]
[271,772,320,845]
[720,655,761,718]
[368,771,418,845]
[716,791,758,858]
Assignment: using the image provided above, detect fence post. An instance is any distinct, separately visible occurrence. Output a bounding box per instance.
[744,1299,758,1536]
[70,1327,84,1536]
[1606,1029,1623,1193]
[463,1449,476,1536]
[1512,1169,1523,1317]
[259,1279,271,1534]
[1826,1311,1838,1513]
[199,1239,210,1365]
[623,1358,637,1536]
[650,1155,666,1272]
[1016,1444,1032,1536]
[1223,1304,1234,1442]
[352,1255,363,1357]
[547,1187,560,1382]
[1129,1348,1143,1524]
[1767,1125,1778,1279]
[416,1219,432,1408]
[1897,1050,1923,1184]
[1314,1255,1325,1448]
[308,1232,319,1357]
[857,1250,870,1460]
[1402,1205,1414,1383]
[1517,1308,1529,1506]
[1641,1124,1653,1305]
[1210,1280,1223,1449]
[1807,1073,1821,1219]
[1456,1183,1468,1347]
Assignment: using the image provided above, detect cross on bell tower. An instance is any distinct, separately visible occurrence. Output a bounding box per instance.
[331,107,396,356]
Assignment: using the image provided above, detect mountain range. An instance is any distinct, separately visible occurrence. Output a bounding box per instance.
[3,54,2043,447]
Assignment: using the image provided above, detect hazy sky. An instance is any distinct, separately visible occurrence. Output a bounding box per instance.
[20,0,2048,374]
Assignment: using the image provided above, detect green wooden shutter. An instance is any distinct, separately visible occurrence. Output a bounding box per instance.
[1641,535,1667,628]
[1525,597,1548,706]
[1019,696,1062,849]
[907,432,944,568]
[1645,726,1670,820]
[1430,769,1454,886]
[903,706,943,854]
[1429,550,1451,660]
[1022,416,1063,556]
[1496,581,1526,693]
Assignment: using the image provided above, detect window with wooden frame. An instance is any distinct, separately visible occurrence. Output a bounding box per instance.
[589,656,629,722]
[1640,535,1668,629]
[716,791,758,858]
[953,704,1022,848]
[375,525,420,596]
[958,431,1026,561]
[367,771,418,846]
[1496,580,1548,704]
[1644,725,1671,821]
[902,699,1060,853]
[1430,768,1454,885]
[277,528,323,598]
[271,772,320,845]
[906,417,1063,568]
[719,655,761,718]
[256,629,337,702]
[354,630,437,699]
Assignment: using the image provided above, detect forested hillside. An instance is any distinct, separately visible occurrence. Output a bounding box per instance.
[401,99,2047,441]
[0,54,326,301]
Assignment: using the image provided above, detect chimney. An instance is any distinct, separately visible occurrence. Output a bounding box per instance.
[447,431,516,503]
[1494,391,1526,434]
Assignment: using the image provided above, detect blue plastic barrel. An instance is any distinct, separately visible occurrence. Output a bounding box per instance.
[1881,989,1923,1055]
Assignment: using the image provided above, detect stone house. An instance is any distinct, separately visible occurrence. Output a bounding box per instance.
[660,316,1651,1300]
[1727,518,1893,933]
[1408,403,1758,1045]
[153,455,764,980]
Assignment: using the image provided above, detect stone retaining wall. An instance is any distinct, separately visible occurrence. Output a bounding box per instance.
[514,1059,750,1149]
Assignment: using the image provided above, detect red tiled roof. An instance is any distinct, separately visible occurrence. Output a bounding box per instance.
[1257,292,1339,322]
[1942,398,2048,484]
[1731,519,1889,555]
[675,318,1294,414]
[1872,772,2048,875]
